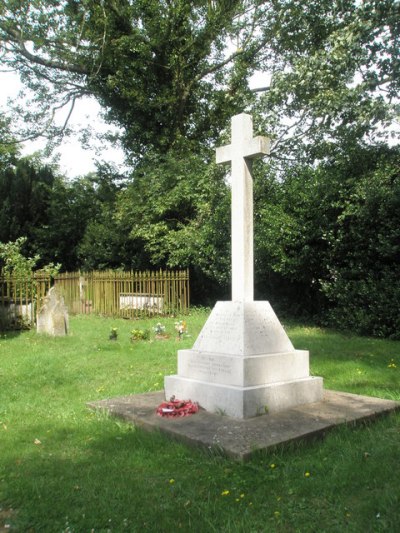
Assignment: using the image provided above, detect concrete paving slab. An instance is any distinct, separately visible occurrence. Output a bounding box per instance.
[87,390,400,461]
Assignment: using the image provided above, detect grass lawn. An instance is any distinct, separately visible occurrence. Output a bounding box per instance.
[0,309,399,532]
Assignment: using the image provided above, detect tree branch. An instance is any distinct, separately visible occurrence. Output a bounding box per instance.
[0,22,89,75]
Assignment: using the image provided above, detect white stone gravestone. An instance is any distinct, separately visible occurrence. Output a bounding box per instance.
[37,286,69,336]
[164,113,323,418]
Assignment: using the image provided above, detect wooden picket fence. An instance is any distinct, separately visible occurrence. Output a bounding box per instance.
[0,269,189,325]
[54,269,190,318]
[0,273,51,327]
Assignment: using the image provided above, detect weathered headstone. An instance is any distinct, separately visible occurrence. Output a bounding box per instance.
[164,113,323,418]
[36,286,69,336]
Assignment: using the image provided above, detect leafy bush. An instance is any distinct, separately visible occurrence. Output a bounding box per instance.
[130,328,150,341]
[322,269,400,339]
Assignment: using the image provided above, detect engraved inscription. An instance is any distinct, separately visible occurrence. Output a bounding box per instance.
[245,303,282,338]
[188,356,233,378]
[245,310,272,340]
[194,304,243,352]
[193,301,294,356]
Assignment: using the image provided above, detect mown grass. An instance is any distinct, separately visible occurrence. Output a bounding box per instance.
[0,309,399,532]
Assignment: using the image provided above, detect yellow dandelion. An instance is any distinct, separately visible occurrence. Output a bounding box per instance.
[221,490,230,496]
[304,471,311,477]
[169,478,175,484]
[270,463,276,469]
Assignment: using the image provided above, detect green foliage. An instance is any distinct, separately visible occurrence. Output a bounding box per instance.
[318,149,400,338]
[254,161,330,314]
[0,155,56,248]
[0,0,256,154]
[115,144,231,299]
[33,175,105,271]
[0,237,39,277]
[2,1,398,160]
[130,328,150,341]
[254,0,400,160]
[322,269,400,339]
[1,1,399,335]
[0,234,60,283]
[0,149,136,274]
[0,115,19,166]
[254,146,400,338]
[77,165,134,270]
[0,237,58,331]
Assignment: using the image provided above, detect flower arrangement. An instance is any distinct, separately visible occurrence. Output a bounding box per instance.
[175,320,187,339]
[153,322,169,340]
[153,323,166,335]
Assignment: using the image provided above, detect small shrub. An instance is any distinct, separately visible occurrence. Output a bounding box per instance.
[0,306,11,331]
[0,306,31,332]
[130,328,150,341]
[109,327,118,340]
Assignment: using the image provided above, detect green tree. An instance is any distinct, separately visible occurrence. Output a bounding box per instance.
[0,154,56,247]
[254,160,329,314]
[0,0,264,155]
[0,114,19,167]
[0,237,39,277]
[0,142,102,272]
[254,0,400,161]
[0,236,60,278]
[318,146,400,337]
[33,175,102,271]
[254,145,400,337]
[1,0,399,324]
[115,144,231,300]
[77,164,135,270]
[1,1,398,159]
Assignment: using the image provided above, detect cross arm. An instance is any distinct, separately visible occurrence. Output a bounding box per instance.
[243,136,271,159]
[215,144,232,164]
[216,135,271,165]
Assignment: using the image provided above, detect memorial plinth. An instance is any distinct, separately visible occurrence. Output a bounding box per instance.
[164,302,323,418]
[164,114,323,418]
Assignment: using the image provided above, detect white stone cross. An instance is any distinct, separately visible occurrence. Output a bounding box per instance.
[216,113,270,302]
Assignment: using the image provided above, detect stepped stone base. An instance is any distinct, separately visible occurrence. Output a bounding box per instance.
[176,349,311,387]
[164,301,324,419]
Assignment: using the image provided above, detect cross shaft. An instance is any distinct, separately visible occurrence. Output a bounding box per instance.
[216,114,270,302]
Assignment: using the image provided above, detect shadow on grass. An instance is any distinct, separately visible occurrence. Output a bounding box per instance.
[2,421,220,532]
[3,409,400,532]
[286,324,400,400]
[0,328,27,339]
